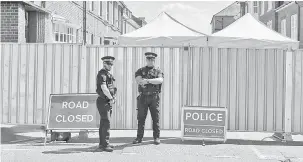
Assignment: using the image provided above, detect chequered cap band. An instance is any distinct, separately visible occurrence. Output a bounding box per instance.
[103,59,113,62]
[146,54,155,58]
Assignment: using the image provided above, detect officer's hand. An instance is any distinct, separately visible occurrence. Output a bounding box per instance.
[140,79,148,85]
[109,99,115,105]
[113,96,117,104]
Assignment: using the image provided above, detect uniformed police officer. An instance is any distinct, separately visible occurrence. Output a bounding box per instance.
[133,52,164,145]
[96,56,117,152]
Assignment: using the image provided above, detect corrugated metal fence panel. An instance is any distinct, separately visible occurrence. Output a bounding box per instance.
[292,50,303,133]
[1,43,300,132]
[1,44,83,124]
[184,47,286,132]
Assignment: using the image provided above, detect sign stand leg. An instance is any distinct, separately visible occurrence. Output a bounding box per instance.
[44,130,48,146]
[202,140,205,146]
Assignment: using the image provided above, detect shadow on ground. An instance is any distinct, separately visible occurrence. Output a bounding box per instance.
[38,136,303,154]
[34,136,303,146]
[41,137,157,154]
[1,125,45,144]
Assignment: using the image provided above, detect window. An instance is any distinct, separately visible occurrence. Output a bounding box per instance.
[54,24,59,41]
[104,40,110,45]
[113,2,116,25]
[53,23,76,43]
[267,20,272,29]
[253,1,258,13]
[291,14,298,40]
[67,28,74,43]
[91,34,94,44]
[99,1,102,16]
[100,37,102,45]
[267,1,272,11]
[281,19,286,36]
[91,1,94,11]
[109,2,113,24]
[86,34,89,44]
[106,1,109,21]
[260,1,264,15]
[118,5,123,31]
[124,21,126,34]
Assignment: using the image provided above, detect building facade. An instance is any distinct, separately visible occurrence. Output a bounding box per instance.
[246,1,259,19]
[211,1,302,48]
[1,1,146,44]
[210,2,246,34]
[248,1,303,48]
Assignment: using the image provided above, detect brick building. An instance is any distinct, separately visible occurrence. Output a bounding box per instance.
[248,1,303,48]
[0,1,146,44]
[210,2,246,34]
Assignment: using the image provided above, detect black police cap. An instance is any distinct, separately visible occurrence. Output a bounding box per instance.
[101,56,115,62]
[145,52,157,58]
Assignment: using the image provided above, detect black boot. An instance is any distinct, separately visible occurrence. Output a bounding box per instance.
[99,145,113,152]
[154,138,160,145]
[132,138,142,144]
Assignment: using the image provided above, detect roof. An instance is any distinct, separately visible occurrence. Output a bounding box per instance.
[121,12,207,37]
[209,13,299,49]
[118,12,208,46]
[210,2,240,23]
[275,1,296,12]
[22,1,51,14]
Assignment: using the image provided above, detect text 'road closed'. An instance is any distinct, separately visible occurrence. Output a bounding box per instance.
[47,94,99,129]
[183,125,225,138]
[55,115,93,123]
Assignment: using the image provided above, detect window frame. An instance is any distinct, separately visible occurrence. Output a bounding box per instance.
[267,1,272,11]
[253,1,258,13]
[267,20,272,29]
[53,23,76,43]
[291,14,298,40]
[260,1,264,15]
[281,19,286,36]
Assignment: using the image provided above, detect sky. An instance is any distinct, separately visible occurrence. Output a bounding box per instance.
[124,1,234,34]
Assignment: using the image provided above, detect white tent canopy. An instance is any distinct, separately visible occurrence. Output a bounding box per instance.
[118,12,208,46]
[205,13,299,49]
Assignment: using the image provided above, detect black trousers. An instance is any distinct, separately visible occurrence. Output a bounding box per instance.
[96,97,112,147]
[136,94,160,139]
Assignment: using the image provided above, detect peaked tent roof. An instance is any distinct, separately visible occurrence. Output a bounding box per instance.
[208,13,299,49]
[118,12,208,46]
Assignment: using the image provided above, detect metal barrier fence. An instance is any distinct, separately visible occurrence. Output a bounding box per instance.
[291,50,303,133]
[1,43,302,132]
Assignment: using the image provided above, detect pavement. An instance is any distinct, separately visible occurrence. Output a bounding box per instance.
[1,124,303,162]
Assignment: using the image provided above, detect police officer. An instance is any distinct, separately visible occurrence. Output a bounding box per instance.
[96,56,117,152]
[133,52,164,145]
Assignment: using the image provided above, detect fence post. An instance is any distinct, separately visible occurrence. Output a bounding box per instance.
[79,44,89,139]
[283,48,294,141]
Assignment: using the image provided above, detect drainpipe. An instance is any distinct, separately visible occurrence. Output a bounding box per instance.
[295,2,300,44]
[83,1,86,45]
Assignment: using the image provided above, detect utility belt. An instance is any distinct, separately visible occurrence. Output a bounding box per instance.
[97,87,116,101]
[140,91,160,96]
[97,95,110,102]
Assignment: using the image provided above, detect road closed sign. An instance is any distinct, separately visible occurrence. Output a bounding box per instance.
[46,94,100,130]
[181,106,227,142]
